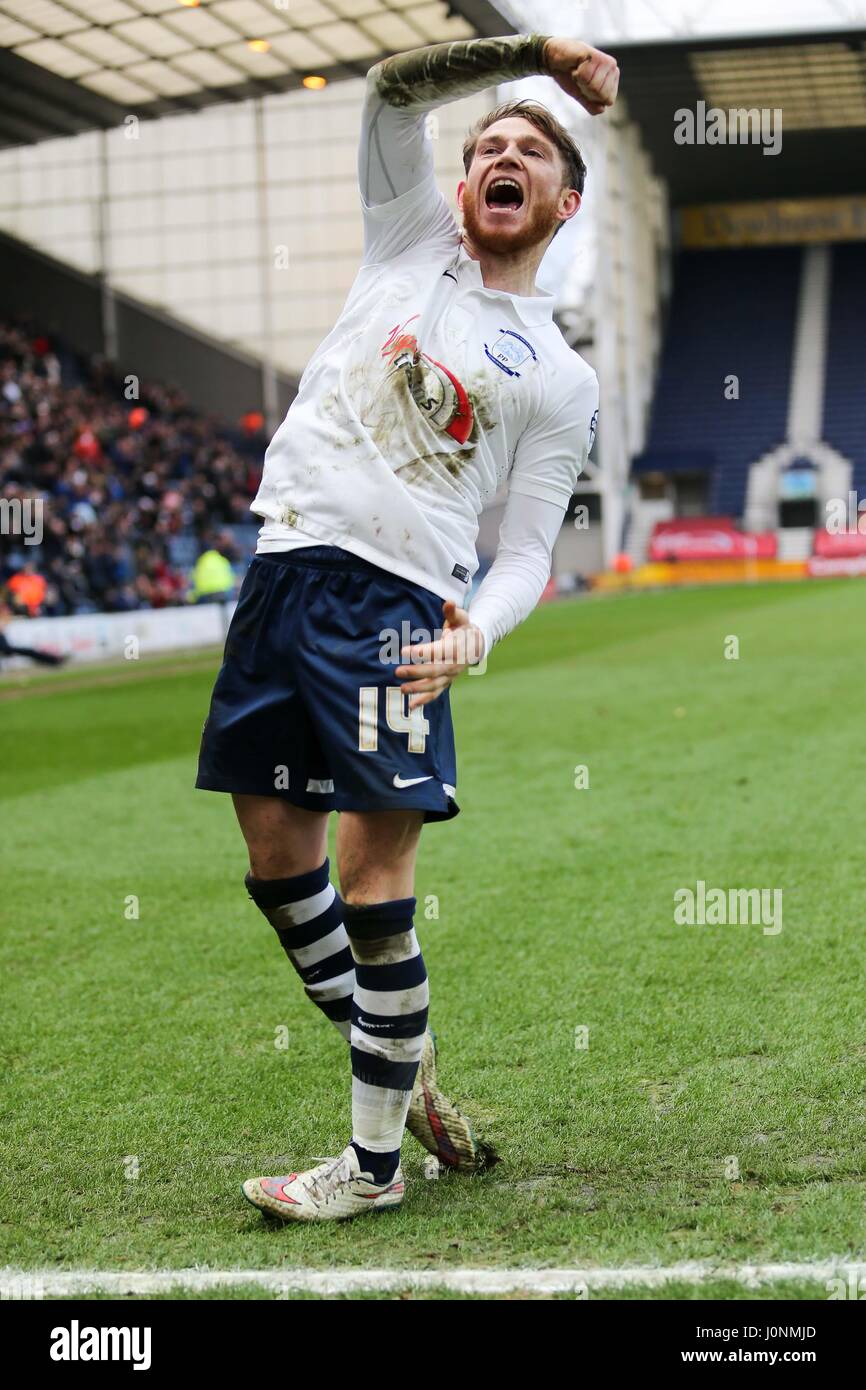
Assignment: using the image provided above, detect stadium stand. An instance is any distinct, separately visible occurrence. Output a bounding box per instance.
[823,242,866,497]
[632,247,802,518]
[0,317,265,618]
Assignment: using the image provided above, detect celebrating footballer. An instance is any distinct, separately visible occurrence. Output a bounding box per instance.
[197,32,619,1223]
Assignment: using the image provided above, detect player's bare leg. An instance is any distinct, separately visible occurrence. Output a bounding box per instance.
[338,811,494,1177]
[238,800,410,1219]
[235,798,492,1221]
[336,808,421,902]
[330,810,428,1196]
[234,793,353,1043]
[232,794,328,878]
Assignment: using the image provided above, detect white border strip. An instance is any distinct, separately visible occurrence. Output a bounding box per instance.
[2,1261,865,1297]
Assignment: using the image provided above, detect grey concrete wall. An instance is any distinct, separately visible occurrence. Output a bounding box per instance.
[0,229,297,423]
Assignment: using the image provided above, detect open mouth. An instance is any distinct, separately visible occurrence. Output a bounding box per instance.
[484,177,524,212]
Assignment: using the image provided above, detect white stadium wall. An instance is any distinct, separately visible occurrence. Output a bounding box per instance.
[4,603,235,669]
[0,80,487,380]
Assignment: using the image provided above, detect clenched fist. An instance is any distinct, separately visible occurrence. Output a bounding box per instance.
[542,38,620,116]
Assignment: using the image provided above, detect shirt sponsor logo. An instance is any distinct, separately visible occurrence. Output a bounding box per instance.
[484,328,537,378]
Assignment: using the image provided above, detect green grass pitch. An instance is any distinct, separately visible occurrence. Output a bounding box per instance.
[2,579,865,1296]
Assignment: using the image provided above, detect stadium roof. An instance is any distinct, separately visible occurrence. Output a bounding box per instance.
[3,1,864,205]
[0,0,510,148]
[504,0,866,46]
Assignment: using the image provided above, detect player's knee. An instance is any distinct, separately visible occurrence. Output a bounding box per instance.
[339,880,374,911]
[338,844,418,908]
[246,845,323,881]
[232,795,329,881]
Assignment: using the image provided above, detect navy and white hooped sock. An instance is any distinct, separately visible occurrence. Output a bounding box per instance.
[343,897,429,1185]
[245,860,354,1040]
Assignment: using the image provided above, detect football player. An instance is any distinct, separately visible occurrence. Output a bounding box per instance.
[197,32,618,1222]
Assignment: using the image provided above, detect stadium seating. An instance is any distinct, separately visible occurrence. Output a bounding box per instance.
[633,247,802,517]
[0,318,265,617]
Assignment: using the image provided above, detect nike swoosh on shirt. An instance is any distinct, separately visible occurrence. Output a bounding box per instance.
[392,774,434,789]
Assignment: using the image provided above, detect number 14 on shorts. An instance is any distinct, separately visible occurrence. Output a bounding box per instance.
[358,686,430,753]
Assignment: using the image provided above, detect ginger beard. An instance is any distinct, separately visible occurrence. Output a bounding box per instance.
[460,176,564,255]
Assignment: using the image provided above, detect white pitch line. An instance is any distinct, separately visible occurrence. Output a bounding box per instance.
[2,1261,865,1298]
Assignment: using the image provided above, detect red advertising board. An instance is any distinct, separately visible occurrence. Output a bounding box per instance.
[813,528,866,558]
[649,520,777,562]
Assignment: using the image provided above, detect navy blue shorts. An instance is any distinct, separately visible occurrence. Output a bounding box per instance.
[196,546,458,822]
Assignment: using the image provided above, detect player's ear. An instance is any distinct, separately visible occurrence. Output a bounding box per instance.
[456,179,466,213]
[559,188,581,223]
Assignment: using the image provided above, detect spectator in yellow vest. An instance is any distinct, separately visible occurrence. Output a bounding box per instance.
[189,548,235,604]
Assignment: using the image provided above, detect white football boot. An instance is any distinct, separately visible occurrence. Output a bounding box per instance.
[405,1030,498,1175]
[242,1145,404,1223]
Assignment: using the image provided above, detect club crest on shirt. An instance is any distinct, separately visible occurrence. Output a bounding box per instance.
[484,329,537,378]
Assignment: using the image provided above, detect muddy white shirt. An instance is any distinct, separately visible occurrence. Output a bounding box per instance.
[252,38,598,652]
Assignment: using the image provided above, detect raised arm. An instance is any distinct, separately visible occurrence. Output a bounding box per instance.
[359,35,619,208]
[359,35,551,209]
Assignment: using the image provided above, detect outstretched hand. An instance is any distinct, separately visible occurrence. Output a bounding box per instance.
[543,38,620,116]
[395,599,485,710]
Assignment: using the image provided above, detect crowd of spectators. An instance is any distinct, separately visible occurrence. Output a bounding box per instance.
[0,317,267,618]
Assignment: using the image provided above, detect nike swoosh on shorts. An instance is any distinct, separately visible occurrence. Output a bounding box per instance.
[392,774,434,789]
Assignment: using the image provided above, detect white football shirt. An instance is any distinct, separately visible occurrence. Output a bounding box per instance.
[252,63,598,649]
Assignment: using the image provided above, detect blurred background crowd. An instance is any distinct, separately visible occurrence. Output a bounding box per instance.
[0,317,266,618]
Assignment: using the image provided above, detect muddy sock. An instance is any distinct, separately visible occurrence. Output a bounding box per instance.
[245,860,354,1039]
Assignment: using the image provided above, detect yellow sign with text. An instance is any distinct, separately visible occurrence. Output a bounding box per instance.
[681,196,866,248]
